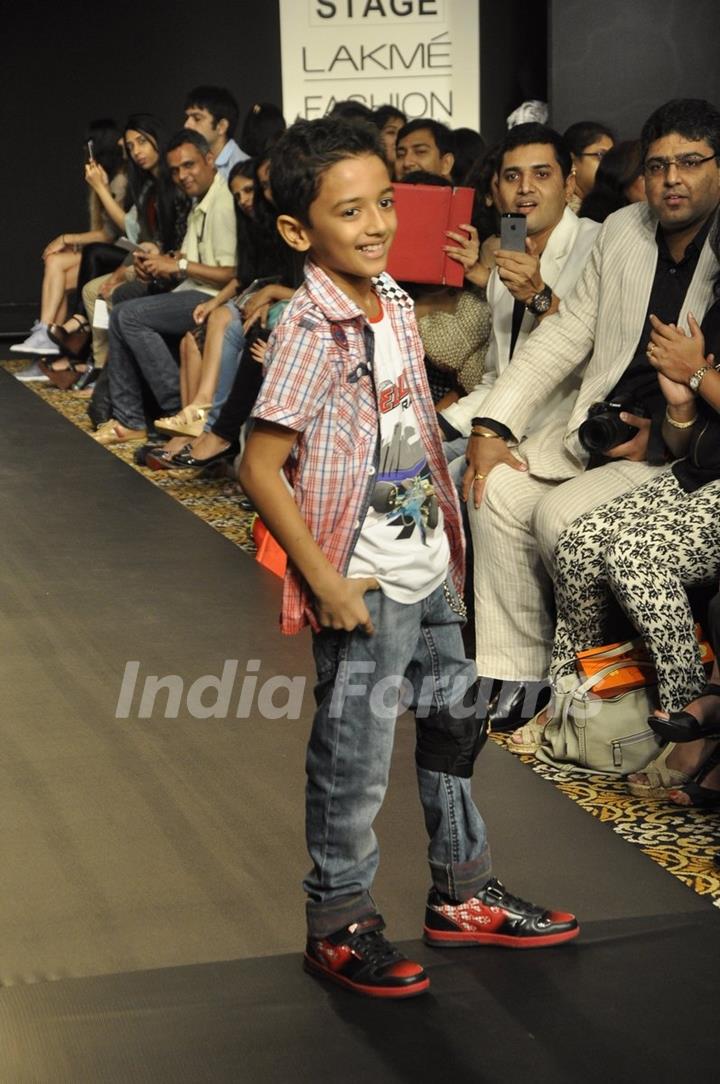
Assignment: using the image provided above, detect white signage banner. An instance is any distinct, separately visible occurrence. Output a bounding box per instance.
[279,0,480,130]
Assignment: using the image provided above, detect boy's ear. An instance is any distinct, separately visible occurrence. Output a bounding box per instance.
[276,213,312,252]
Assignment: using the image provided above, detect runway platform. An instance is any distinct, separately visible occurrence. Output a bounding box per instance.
[0,369,716,1082]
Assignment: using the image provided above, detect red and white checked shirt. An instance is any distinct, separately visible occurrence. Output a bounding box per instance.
[252,259,466,635]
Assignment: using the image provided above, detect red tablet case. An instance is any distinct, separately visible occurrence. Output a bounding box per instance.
[387,183,475,287]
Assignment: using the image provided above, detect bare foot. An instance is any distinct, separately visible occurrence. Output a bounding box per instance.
[162,435,191,456]
[187,431,229,459]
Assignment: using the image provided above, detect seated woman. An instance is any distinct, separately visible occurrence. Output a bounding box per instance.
[51,114,187,391]
[11,119,126,366]
[511,240,720,803]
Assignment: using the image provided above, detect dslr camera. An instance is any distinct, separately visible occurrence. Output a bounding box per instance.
[578,400,646,455]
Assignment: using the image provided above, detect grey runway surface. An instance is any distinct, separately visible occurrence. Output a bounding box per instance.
[0,369,716,1081]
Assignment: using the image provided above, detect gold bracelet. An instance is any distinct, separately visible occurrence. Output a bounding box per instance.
[470,428,503,438]
[665,408,697,429]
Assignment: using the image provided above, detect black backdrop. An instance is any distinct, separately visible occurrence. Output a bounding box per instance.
[2,0,544,320]
[8,1,720,319]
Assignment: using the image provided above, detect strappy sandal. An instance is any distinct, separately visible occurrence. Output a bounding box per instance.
[154,403,213,438]
[626,742,691,799]
[508,709,549,754]
[92,419,147,445]
[47,315,91,360]
[39,357,89,391]
[648,683,720,743]
[668,743,720,809]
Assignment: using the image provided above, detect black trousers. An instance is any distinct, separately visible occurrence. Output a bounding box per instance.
[211,346,264,444]
[72,243,127,317]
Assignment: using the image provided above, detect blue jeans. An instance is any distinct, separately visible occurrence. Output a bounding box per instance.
[304,583,491,937]
[108,289,207,429]
[206,303,245,429]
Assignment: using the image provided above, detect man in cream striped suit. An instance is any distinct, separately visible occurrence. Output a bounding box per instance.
[463,99,720,722]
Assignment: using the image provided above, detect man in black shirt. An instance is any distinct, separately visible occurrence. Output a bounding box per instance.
[463,99,720,725]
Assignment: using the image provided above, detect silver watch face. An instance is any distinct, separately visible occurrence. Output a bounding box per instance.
[529,287,552,314]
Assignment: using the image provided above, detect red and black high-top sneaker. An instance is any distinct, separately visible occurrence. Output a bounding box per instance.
[424,879,580,949]
[304,914,430,998]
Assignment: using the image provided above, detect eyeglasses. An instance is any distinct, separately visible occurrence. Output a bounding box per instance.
[577,150,609,161]
[643,152,718,177]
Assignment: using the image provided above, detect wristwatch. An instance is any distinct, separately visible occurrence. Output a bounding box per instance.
[177,255,189,278]
[526,283,553,315]
[689,365,711,392]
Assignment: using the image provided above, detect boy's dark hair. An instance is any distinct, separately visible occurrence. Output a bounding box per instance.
[563,120,615,156]
[371,105,407,130]
[166,128,212,158]
[396,118,455,158]
[640,98,720,160]
[184,85,239,139]
[269,117,388,225]
[498,122,572,179]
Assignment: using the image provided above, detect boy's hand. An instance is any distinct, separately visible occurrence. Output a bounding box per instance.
[315,574,380,634]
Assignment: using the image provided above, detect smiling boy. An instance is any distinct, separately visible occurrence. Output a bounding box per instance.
[239,118,579,999]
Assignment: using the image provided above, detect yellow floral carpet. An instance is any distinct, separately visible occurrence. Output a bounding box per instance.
[5,360,720,910]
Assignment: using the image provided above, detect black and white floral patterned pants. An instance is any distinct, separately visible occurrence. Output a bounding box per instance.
[550,471,720,711]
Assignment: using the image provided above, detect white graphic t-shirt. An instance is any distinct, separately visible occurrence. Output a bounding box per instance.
[347,300,449,603]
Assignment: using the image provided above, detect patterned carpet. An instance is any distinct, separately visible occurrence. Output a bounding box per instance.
[4,359,720,909]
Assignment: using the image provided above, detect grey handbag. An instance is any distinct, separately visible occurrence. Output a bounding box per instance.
[535,659,663,776]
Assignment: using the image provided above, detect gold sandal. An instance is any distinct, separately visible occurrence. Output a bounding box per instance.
[154,404,213,438]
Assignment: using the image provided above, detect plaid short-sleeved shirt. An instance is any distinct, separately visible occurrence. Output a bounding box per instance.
[252,259,465,635]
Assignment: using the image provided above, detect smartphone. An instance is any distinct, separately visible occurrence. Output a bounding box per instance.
[115,236,142,253]
[500,213,527,253]
[87,139,95,162]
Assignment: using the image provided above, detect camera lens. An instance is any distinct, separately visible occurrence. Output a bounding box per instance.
[578,412,637,455]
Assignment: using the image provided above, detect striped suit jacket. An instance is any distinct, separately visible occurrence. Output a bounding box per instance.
[479,201,719,481]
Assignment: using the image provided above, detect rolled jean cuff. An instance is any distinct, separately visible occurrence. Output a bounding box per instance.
[305,890,378,938]
[429,850,492,903]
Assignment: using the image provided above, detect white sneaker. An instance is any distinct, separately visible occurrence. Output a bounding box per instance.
[14,360,50,383]
[10,321,60,356]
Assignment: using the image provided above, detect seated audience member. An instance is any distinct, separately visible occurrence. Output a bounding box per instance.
[395,118,456,181]
[521,289,720,801]
[579,140,646,222]
[464,144,502,275]
[462,98,720,729]
[184,85,247,178]
[93,129,236,445]
[440,123,600,448]
[11,119,126,370]
[452,127,486,186]
[239,102,286,158]
[650,585,720,809]
[563,120,615,210]
[45,115,188,388]
[370,105,406,174]
[397,170,491,410]
[146,156,304,469]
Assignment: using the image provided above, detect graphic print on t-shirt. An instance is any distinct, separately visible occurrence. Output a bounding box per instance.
[347,302,449,605]
[370,374,439,542]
